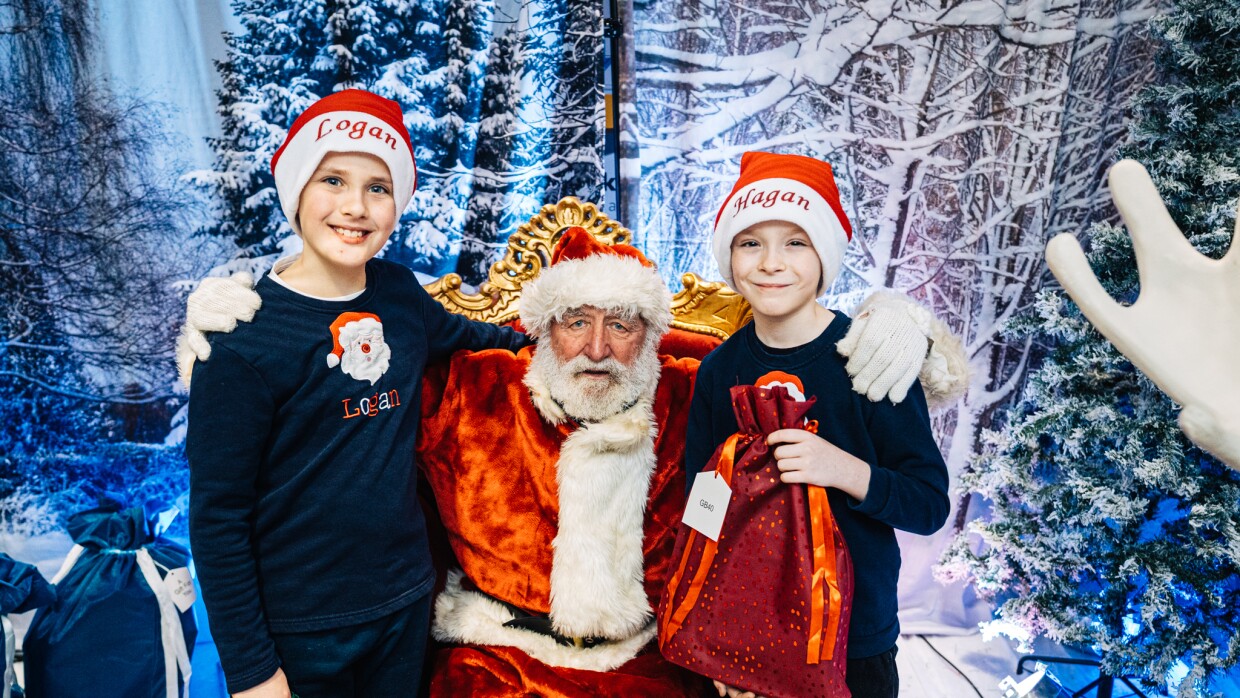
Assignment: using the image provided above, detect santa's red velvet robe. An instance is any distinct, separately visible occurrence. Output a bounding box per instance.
[418,345,709,697]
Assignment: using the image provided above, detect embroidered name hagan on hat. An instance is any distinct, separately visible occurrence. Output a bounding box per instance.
[712,151,853,294]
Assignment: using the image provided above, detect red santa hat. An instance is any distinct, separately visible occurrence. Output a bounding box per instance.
[712,151,853,294]
[519,227,673,340]
[271,89,417,234]
[325,312,382,368]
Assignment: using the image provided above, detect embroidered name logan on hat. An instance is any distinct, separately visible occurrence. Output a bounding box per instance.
[313,116,401,150]
[271,89,417,235]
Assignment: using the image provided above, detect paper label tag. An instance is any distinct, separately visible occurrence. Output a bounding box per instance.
[164,567,197,613]
[154,507,180,537]
[682,471,732,541]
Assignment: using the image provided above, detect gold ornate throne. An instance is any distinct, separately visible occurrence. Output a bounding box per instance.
[422,196,752,354]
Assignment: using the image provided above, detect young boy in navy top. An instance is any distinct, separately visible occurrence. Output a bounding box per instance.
[186,90,526,698]
[685,151,950,698]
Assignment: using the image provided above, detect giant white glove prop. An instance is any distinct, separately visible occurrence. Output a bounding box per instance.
[175,271,263,389]
[1045,158,1240,471]
[836,290,970,408]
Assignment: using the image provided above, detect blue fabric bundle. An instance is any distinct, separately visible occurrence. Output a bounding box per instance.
[21,501,197,698]
[1,553,55,698]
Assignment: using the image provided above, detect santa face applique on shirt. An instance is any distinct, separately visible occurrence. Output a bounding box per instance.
[325,312,393,385]
[756,370,808,402]
[756,371,818,433]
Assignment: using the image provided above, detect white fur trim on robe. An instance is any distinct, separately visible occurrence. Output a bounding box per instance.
[431,372,660,671]
[547,394,658,640]
[523,366,658,640]
[432,570,658,673]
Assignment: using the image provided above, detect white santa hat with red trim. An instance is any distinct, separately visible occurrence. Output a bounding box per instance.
[519,227,672,341]
[271,89,417,235]
[325,312,382,368]
[712,151,854,294]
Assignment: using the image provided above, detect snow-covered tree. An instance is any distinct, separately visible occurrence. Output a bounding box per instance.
[434,0,491,163]
[939,1,1240,692]
[452,0,607,280]
[191,0,435,265]
[195,0,605,283]
[533,0,605,203]
[0,0,197,530]
[456,25,533,279]
[630,0,1161,627]
[0,0,188,409]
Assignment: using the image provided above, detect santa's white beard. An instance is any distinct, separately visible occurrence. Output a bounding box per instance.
[528,340,661,422]
[341,342,392,385]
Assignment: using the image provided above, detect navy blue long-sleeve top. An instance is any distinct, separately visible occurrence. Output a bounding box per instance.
[186,259,526,692]
[684,312,950,659]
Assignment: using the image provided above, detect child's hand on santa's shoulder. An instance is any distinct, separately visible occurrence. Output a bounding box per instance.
[768,429,871,501]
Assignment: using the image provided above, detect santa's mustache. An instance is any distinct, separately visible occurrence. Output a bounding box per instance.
[562,355,625,381]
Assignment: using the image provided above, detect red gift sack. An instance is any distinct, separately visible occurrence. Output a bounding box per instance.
[658,382,853,698]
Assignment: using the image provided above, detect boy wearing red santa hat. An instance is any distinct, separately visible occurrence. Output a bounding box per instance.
[186,89,526,698]
[686,151,951,698]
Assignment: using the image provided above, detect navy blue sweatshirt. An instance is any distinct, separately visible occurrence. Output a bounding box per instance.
[187,259,526,692]
[684,312,949,659]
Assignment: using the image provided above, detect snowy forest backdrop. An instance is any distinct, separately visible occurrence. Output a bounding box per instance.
[4,0,1240,694]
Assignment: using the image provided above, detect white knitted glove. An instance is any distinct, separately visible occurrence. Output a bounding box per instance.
[1046,159,1240,471]
[175,271,262,389]
[836,290,970,408]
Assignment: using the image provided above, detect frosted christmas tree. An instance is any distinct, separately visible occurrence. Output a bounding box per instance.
[190,0,448,269]
[191,0,603,282]
[939,0,1240,694]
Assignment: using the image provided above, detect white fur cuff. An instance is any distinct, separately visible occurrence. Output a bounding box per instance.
[432,570,656,673]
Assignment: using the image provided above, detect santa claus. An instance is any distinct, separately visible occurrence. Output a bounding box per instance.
[417,228,709,695]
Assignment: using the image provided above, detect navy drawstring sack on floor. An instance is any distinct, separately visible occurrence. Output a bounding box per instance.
[21,500,196,698]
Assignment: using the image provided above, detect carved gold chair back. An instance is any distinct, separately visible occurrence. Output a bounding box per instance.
[422,196,752,341]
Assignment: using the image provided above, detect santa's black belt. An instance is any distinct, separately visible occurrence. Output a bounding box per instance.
[460,576,607,649]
